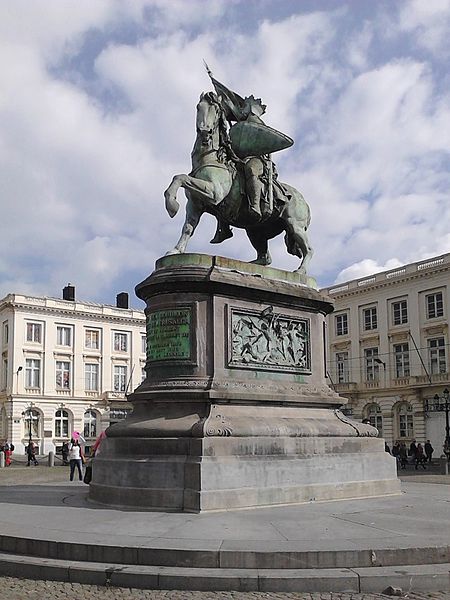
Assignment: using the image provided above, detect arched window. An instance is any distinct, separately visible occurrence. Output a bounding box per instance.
[55,409,69,438]
[83,409,98,439]
[23,408,40,439]
[364,403,383,437]
[396,402,414,439]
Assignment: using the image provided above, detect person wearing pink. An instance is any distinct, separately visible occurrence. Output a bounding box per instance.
[3,440,13,466]
[68,438,85,481]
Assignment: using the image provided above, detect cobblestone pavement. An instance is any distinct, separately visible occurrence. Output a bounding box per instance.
[0,578,449,600]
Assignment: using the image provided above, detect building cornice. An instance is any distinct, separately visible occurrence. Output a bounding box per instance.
[0,294,145,326]
[321,254,449,299]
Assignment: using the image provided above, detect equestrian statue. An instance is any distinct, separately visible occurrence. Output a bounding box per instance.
[164,65,313,273]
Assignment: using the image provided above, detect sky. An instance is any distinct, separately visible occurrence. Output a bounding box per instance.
[1,0,449,307]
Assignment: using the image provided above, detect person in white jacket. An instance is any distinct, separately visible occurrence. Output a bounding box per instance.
[68,438,84,481]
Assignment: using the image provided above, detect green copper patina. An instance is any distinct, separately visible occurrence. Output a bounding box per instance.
[147,308,191,362]
[163,66,314,276]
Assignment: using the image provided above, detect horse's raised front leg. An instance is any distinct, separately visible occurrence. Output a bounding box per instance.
[164,174,218,218]
[166,198,203,256]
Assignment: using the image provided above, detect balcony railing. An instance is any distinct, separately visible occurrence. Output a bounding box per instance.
[325,253,449,295]
[332,372,449,394]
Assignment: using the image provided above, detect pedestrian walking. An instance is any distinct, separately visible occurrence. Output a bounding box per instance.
[68,438,85,481]
[3,440,14,466]
[61,441,69,465]
[399,442,408,469]
[392,442,400,464]
[409,439,417,463]
[26,441,38,466]
[384,442,391,454]
[415,443,426,470]
[424,439,434,463]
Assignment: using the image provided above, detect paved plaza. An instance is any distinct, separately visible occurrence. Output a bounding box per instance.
[0,460,449,595]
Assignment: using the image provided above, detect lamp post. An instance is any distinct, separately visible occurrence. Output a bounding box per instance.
[22,405,39,448]
[425,388,450,460]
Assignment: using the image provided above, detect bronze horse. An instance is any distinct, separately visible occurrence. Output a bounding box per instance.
[164,92,313,273]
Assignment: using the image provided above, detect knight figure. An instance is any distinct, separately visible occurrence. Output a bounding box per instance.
[205,66,294,244]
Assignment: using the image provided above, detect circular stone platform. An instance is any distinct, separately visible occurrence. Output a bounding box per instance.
[0,480,448,593]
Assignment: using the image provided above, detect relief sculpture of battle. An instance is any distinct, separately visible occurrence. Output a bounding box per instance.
[229,307,310,373]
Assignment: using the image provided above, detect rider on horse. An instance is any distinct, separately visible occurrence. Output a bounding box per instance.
[205,67,294,244]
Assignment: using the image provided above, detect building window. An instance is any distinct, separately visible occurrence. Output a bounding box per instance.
[113,365,127,392]
[25,358,41,389]
[365,403,383,437]
[85,363,99,391]
[2,321,9,345]
[0,407,6,438]
[363,307,377,331]
[392,300,408,325]
[26,322,42,343]
[83,409,98,439]
[394,343,410,378]
[336,352,349,383]
[55,409,69,437]
[426,292,443,319]
[141,335,147,354]
[56,326,72,346]
[397,403,414,439]
[85,329,100,350]
[113,332,128,353]
[1,355,7,391]
[335,314,348,336]
[24,408,40,439]
[428,337,447,374]
[364,347,379,381]
[56,361,71,389]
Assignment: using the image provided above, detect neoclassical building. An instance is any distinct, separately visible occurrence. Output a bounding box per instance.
[0,286,146,455]
[321,253,449,454]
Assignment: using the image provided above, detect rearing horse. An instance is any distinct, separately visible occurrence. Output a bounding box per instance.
[164,92,313,273]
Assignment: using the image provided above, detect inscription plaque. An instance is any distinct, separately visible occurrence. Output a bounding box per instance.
[229,306,311,373]
[147,308,191,362]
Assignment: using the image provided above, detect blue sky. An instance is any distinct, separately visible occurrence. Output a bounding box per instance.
[1,0,449,306]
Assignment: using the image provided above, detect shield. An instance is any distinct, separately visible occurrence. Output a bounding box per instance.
[230,121,293,159]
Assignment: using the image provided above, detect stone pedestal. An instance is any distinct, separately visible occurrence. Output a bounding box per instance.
[89,254,400,511]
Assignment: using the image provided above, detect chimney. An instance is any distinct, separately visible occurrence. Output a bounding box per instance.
[116,292,129,309]
[63,284,75,302]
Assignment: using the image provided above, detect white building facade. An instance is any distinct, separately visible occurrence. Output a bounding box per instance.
[0,288,146,455]
[322,253,450,455]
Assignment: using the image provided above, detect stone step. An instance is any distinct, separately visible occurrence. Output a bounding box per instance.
[0,552,449,592]
[0,533,449,570]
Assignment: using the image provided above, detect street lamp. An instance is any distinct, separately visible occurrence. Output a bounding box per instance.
[425,388,450,460]
[22,405,39,447]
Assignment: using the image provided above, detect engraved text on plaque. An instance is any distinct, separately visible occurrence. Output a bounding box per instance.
[147,308,191,362]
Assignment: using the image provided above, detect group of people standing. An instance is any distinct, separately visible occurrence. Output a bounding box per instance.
[2,433,105,483]
[388,439,434,470]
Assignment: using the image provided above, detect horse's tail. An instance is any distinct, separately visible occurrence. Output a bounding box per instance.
[165,193,180,218]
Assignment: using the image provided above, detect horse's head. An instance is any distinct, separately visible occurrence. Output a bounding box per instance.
[196,92,221,148]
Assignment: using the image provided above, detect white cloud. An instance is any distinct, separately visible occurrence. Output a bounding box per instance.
[399,0,450,57]
[335,258,404,283]
[0,1,449,302]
